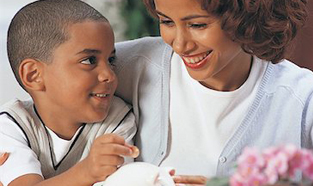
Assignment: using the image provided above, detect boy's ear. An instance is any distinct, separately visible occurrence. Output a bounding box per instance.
[19,59,45,91]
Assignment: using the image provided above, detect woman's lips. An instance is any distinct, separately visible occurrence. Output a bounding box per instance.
[182,51,212,69]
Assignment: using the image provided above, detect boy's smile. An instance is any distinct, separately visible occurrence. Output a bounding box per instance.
[36,20,117,137]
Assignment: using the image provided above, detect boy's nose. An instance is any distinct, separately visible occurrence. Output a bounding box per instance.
[98,65,116,83]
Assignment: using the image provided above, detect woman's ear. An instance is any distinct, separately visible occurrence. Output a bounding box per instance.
[19,59,45,91]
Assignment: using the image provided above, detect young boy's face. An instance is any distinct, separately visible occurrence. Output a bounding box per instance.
[41,20,117,124]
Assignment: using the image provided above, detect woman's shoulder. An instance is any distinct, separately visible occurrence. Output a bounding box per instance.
[269,59,313,83]
[115,37,171,59]
[116,37,165,47]
[264,59,313,99]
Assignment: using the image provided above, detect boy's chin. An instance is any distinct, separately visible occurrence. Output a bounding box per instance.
[84,112,109,124]
[89,112,108,123]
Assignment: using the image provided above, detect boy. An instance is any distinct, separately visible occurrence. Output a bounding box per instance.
[0,0,137,185]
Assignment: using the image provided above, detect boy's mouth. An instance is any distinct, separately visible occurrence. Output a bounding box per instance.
[90,93,110,98]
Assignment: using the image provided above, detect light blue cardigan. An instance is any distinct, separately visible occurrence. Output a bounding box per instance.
[114,37,313,176]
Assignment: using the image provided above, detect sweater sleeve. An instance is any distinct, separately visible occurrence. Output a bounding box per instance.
[0,114,42,186]
[303,91,313,149]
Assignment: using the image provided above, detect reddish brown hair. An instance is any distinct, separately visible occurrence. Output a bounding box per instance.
[143,0,307,63]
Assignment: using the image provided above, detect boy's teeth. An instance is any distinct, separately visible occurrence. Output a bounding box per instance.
[93,93,109,97]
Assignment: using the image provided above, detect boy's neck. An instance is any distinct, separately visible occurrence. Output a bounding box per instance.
[33,102,83,140]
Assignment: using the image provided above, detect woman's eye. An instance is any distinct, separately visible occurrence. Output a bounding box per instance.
[108,56,116,66]
[81,56,97,65]
[159,19,174,26]
[188,23,207,29]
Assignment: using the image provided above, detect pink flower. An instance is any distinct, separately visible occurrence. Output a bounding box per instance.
[236,164,260,178]
[269,151,289,175]
[263,164,279,184]
[229,144,313,186]
[304,162,313,180]
[230,172,245,186]
[302,149,313,180]
[237,147,265,169]
[230,147,268,186]
[230,171,267,186]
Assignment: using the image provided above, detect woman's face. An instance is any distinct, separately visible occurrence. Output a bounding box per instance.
[154,0,252,91]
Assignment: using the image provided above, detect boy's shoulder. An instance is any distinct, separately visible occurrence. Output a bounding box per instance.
[1,98,33,118]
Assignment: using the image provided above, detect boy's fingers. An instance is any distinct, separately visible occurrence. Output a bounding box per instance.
[173,175,207,185]
[96,134,140,158]
[124,144,140,158]
[98,134,126,145]
[0,152,9,165]
[100,144,132,156]
[97,155,124,166]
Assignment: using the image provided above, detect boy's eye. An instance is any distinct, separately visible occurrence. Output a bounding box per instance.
[188,23,207,29]
[108,56,116,66]
[81,56,97,65]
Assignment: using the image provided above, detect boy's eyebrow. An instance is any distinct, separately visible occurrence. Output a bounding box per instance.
[76,49,101,55]
[156,10,210,21]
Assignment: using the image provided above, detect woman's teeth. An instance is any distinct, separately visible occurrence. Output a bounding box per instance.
[183,52,210,64]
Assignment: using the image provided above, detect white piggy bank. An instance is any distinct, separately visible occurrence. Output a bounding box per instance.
[94,162,175,186]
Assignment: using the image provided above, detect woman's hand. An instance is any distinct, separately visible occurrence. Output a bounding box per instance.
[0,152,9,165]
[0,152,9,186]
[173,175,208,186]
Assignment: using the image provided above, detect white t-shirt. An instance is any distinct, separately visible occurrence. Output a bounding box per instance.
[0,114,42,185]
[0,113,134,186]
[160,53,268,177]
[45,125,83,164]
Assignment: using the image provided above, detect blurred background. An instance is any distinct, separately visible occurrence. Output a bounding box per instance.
[0,0,312,105]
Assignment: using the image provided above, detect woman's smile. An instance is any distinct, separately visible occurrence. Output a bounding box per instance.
[181,51,213,69]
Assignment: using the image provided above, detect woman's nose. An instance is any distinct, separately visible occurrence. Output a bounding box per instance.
[172,29,194,54]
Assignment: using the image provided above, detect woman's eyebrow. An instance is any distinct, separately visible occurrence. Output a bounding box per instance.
[180,15,210,21]
[156,10,170,19]
[156,10,209,21]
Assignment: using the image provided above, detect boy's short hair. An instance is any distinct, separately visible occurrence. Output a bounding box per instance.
[143,0,308,63]
[7,0,108,88]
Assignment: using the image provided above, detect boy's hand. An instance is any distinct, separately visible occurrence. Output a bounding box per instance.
[80,134,137,184]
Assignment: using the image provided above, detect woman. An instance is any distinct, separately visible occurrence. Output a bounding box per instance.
[114,0,312,184]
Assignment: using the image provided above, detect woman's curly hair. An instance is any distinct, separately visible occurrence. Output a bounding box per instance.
[143,0,307,63]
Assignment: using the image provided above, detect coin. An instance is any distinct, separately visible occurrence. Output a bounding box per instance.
[130,146,140,158]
